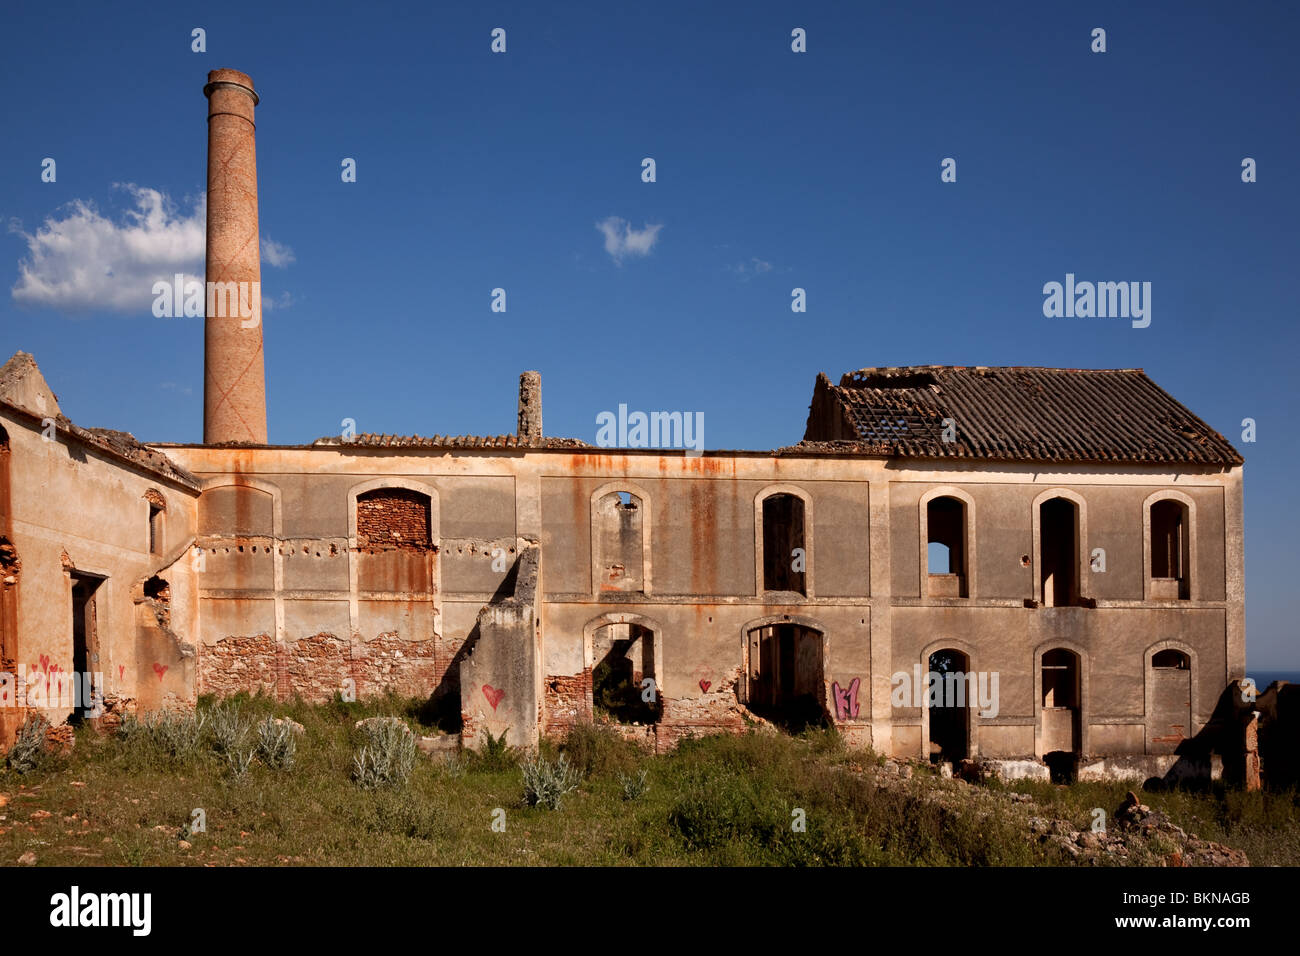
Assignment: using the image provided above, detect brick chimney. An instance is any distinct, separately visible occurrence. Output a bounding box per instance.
[517,371,541,443]
[202,69,267,444]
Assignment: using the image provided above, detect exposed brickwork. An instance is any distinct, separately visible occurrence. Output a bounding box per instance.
[199,633,278,697]
[201,631,439,702]
[143,489,166,510]
[543,670,591,737]
[351,631,438,698]
[356,489,431,551]
[541,667,753,753]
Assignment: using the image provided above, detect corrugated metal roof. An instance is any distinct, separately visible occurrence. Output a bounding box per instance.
[803,366,1243,465]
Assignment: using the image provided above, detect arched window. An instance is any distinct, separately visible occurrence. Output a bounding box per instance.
[144,489,166,555]
[1149,497,1191,600]
[925,495,969,597]
[1038,496,1081,607]
[593,491,645,592]
[356,488,433,552]
[761,493,806,595]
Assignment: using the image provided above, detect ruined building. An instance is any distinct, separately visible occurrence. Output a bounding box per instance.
[0,70,1256,781]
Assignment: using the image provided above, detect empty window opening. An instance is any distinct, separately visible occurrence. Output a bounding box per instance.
[1150,499,1190,599]
[1039,497,1079,607]
[591,622,658,723]
[144,490,166,555]
[746,623,824,730]
[595,491,644,591]
[70,572,103,723]
[1152,649,1190,669]
[1040,648,1081,776]
[927,648,970,764]
[927,496,967,597]
[762,494,806,594]
[356,488,432,551]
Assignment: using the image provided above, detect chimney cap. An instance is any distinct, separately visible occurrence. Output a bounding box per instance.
[204,68,259,105]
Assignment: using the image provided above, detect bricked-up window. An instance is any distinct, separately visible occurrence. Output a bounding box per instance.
[762,494,805,594]
[144,490,166,555]
[595,491,644,591]
[356,488,433,551]
[1150,498,1189,599]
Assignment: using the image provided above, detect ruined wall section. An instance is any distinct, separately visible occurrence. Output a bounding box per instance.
[0,406,200,748]
[460,542,540,749]
[176,460,520,708]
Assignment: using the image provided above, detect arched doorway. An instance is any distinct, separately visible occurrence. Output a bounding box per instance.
[589,620,660,724]
[926,648,971,763]
[1040,648,1081,780]
[1147,647,1192,753]
[744,622,826,730]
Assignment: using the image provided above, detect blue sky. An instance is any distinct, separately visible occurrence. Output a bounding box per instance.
[1,1,1296,666]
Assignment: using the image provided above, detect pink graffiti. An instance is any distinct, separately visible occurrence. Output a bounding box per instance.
[153,662,168,682]
[832,677,860,721]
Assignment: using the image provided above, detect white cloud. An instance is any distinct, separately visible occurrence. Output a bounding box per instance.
[730,257,774,280]
[262,290,294,312]
[10,184,292,314]
[596,216,662,263]
[260,238,295,268]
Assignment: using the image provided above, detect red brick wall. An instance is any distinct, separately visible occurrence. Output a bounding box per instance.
[357,490,431,551]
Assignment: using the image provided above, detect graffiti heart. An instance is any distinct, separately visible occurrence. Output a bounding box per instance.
[119,665,125,681]
[152,662,168,682]
[832,677,861,721]
[482,684,505,711]
[39,653,50,673]
[698,679,711,693]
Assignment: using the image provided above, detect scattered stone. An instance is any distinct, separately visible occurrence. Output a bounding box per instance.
[177,840,192,851]
[17,851,35,865]
[416,735,459,757]
[354,716,414,738]
[29,810,51,820]
[272,718,305,736]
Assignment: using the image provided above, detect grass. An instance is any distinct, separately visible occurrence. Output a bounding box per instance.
[1,695,1297,866]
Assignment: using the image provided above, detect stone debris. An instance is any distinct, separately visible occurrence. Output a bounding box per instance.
[863,760,1248,867]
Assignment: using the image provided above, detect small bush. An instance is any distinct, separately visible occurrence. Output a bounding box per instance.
[207,701,251,756]
[357,790,441,839]
[352,721,417,789]
[560,722,639,777]
[470,727,518,772]
[5,714,52,774]
[522,752,579,810]
[256,718,297,771]
[116,710,207,769]
[226,746,255,777]
[619,768,649,801]
[150,710,208,762]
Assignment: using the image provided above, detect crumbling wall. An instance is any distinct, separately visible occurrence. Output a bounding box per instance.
[460,543,540,749]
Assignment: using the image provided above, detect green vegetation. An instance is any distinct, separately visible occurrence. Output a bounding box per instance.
[1,693,1297,866]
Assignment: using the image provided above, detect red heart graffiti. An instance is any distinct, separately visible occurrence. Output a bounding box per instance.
[153,663,168,682]
[482,684,504,710]
[39,654,50,673]
[118,665,125,681]
[699,679,711,693]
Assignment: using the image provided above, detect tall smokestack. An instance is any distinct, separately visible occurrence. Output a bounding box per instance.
[202,68,267,444]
